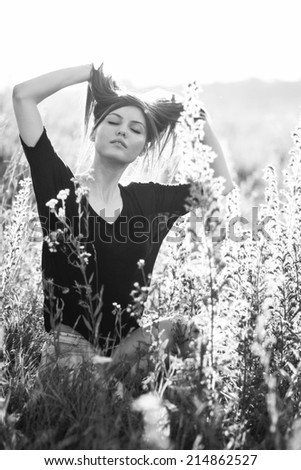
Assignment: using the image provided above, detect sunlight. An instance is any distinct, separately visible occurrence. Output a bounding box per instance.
[1,0,301,90]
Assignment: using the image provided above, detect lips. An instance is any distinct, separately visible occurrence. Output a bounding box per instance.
[110,139,127,148]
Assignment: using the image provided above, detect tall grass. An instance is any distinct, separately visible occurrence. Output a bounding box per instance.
[1,84,301,450]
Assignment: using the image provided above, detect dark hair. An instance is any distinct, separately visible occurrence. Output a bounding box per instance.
[84,64,184,157]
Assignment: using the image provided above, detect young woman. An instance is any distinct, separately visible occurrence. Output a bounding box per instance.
[12,64,233,378]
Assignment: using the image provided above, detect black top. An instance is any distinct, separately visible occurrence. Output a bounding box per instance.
[21,128,191,352]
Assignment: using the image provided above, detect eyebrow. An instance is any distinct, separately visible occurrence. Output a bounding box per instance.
[109,112,146,129]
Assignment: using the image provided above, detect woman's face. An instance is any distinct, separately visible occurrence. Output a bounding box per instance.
[93,106,147,165]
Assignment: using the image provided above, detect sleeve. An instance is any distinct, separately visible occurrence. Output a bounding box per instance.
[20,128,75,234]
[149,182,191,216]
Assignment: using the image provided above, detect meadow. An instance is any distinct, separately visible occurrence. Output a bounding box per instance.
[1,79,301,450]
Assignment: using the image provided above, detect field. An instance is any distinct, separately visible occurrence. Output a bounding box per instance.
[1,79,301,450]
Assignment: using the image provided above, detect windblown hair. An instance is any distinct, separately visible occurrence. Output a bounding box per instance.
[84,64,184,158]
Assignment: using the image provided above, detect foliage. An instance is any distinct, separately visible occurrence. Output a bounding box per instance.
[1,84,301,450]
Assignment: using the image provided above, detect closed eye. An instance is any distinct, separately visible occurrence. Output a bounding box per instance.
[131,128,142,134]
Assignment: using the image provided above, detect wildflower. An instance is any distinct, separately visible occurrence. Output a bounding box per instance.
[137,259,145,269]
[132,393,170,449]
[75,185,90,204]
[78,249,92,265]
[45,198,58,210]
[44,229,66,253]
[56,189,70,200]
[2,177,33,290]
[112,302,122,315]
[57,207,65,219]
[45,235,58,253]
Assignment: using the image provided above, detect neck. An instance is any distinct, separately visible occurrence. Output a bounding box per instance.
[88,153,128,202]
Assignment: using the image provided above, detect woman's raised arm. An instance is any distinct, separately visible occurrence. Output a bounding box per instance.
[12,64,92,147]
[202,120,234,195]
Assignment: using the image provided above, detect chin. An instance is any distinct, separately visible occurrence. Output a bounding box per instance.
[101,152,136,165]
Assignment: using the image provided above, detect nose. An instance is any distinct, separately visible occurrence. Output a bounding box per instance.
[117,128,126,137]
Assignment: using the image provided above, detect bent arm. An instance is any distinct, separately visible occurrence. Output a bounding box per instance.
[202,119,234,195]
[12,64,92,146]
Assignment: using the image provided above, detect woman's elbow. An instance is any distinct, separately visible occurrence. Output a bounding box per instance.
[12,84,25,101]
[12,83,33,102]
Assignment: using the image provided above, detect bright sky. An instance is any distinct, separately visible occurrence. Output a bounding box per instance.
[2,0,301,90]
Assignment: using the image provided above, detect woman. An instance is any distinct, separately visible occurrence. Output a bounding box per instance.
[13,64,233,378]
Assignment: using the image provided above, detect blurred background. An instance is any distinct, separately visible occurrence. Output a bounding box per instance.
[2,0,301,215]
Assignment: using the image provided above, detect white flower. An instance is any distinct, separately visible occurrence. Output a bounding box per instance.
[75,185,90,204]
[57,189,70,201]
[79,250,92,265]
[112,302,121,310]
[45,198,58,210]
[44,234,58,252]
[137,259,145,269]
[58,207,66,219]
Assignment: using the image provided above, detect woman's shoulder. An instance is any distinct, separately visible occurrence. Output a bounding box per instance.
[121,181,191,216]
[121,181,166,199]
[122,181,188,190]
[121,181,190,195]
[120,182,155,202]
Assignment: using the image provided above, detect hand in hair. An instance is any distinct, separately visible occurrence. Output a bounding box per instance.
[85,64,184,157]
